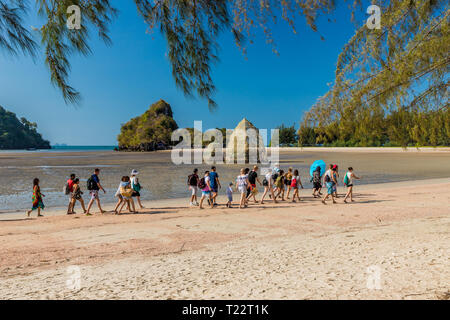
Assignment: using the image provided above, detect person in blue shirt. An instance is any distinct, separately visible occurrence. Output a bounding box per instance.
[209,166,221,206]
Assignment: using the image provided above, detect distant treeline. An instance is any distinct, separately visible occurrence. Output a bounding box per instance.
[0,106,50,150]
[298,108,449,147]
[296,0,449,148]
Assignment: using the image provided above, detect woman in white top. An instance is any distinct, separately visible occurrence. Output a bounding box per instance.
[343,167,360,203]
[290,169,304,202]
[113,181,129,214]
[235,168,250,209]
[260,168,278,205]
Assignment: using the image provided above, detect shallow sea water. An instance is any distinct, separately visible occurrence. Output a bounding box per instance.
[1,149,449,211]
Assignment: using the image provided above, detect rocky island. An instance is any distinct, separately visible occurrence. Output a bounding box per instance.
[117,100,178,152]
[0,106,50,150]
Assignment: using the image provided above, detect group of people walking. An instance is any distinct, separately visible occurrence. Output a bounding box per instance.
[187,163,361,210]
[26,168,145,217]
[25,163,361,217]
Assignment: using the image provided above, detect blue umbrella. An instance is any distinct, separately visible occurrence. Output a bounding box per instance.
[310,160,326,177]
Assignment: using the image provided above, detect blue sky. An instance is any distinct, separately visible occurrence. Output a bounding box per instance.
[0,1,369,146]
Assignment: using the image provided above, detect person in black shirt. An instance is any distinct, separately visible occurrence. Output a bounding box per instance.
[247,165,262,204]
[187,168,200,206]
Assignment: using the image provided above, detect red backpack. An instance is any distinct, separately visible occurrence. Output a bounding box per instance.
[291,177,297,187]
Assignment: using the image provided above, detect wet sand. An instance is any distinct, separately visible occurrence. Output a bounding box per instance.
[1,148,450,211]
[0,178,448,300]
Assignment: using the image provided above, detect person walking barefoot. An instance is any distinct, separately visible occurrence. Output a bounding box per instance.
[322,167,337,205]
[274,170,285,201]
[86,168,106,216]
[70,178,87,214]
[311,167,322,198]
[343,167,360,203]
[118,176,136,214]
[66,173,76,214]
[209,166,221,206]
[285,167,293,199]
[26,178,45,218]
[131,169,145,209]
[199,171,214,209]
[291,169,303,202]
[187,168,200,206]
[260,169,277,204]
[236,168,250,209]
[247,166,262,204]
[226,182,234,208]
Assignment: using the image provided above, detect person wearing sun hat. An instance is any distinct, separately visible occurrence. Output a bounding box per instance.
[130,169,144,209]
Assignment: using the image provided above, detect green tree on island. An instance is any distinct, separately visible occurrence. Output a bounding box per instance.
[0,106,50,149]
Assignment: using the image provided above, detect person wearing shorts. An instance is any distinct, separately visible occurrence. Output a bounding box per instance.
[199,171,214,209]
[285,167,293,199]
[86,168,106,215]
[322,167,337,205]
[246,165,261,204]
[226,182,233,208]
[187,168,200,206]
[260,168,277,204]
[343,167,360,203]
[235,168,249,209]
[209,166,221,206]
[70,178,86,214]
[131,169,144,209]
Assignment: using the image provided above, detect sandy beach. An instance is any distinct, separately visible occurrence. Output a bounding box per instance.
[0,178,448,300]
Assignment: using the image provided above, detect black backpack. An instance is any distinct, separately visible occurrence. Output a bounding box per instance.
[248,171,257,183]
[87,175,98,191]
[198,177,206,189]
[188,174,198,186]
[272,173,279,181]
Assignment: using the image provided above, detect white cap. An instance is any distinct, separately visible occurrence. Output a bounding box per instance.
[131,169,139,175]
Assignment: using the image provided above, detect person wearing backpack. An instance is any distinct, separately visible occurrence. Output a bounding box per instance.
[65,173,76,214]
[187,168,200,206]
[86,168,106,216]
[311,167,322,198]
[260,168,277,205]
[343,167,360,203]
[322,166,337,205]
[199,171,214,209]
[131,169,144,209]
[246,165,262,204]
[274,170,285,201]
[291,169,304,202]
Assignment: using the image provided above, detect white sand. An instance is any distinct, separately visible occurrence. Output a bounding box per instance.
[0,179,449,300]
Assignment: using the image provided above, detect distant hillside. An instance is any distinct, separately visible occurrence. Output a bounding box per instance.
[117,100,178,151]
[0,106,50,150]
